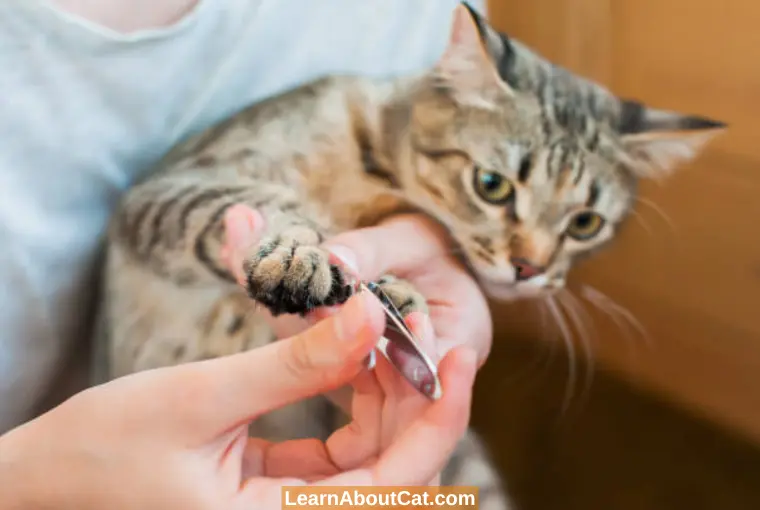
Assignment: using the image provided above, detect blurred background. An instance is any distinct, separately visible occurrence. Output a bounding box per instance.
[472,1,760,508]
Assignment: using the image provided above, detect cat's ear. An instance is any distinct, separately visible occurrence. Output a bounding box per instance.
[618,100,727,178]
[433,4,509,102]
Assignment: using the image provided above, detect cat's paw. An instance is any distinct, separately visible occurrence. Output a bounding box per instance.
[374,274,428,318]
[242,226,354,316]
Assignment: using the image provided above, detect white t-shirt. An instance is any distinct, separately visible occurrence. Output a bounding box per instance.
[0,0,489,432]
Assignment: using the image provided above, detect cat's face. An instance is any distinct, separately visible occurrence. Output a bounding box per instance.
[404,90,635,300]
[413,138,637,300]
[394,5,723,301]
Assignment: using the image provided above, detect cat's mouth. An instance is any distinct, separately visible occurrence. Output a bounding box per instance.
[473,263,564,302]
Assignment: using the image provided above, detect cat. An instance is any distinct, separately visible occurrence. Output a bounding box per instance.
[90,3,724,509]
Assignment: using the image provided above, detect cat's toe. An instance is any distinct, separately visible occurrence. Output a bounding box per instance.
[375,274,428,317]
[243,237,353,316]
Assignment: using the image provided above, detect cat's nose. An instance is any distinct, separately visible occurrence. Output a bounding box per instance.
[510,257,543,281]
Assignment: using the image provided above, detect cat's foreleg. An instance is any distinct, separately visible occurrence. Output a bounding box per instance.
[110,173,339,300]
[113,172,428,319]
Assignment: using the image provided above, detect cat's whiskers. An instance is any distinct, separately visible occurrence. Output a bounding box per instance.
[562,288,598,341]
[636,196,677,236]
[533,299,562,371]
[556,289,596,407]
[537,297,561,378]
[629,210,654,238]
[492,299,557,391]
[580,284,653,354]
[577,286,639,362]
[544,295,579,416]
[528,298,564,387]
[560,290,597,362]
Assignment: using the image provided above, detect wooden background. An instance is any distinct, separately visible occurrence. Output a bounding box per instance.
[482,0,760,447]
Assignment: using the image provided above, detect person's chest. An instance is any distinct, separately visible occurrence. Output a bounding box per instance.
[0,0,464,430]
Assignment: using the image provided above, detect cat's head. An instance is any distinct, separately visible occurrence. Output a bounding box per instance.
[392,4,725,301]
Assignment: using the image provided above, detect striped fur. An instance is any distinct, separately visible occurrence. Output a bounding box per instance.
[91,4,725,509]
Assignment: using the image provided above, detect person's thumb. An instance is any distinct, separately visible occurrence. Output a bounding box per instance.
[177,291,386,436]
[321,214,451,282]
[221,204,267,285]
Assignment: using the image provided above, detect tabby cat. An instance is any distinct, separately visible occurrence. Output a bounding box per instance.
[91,3,724,508]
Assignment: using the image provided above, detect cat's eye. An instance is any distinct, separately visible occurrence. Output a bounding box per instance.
[473,167,514,205]
[566,211,606,241]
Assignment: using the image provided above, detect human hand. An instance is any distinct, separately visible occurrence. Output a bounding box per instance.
[322,212,493,364]
[0,293,478,510]
[221,206,491,409]
[222,206,492,367]
[220,205,492,487]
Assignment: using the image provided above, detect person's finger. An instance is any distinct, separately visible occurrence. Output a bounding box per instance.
[236,476,306,510]
[322,365,385,471]
[322,384,355,415]
[164,291,386,438]
[368,350,431,451]
[369,346,477,485]
[217,425,252,489]
[221,204,267,285]
[244,438,341,481]
[336,346,476,487]
[240,372,382,482]
[321,214,492,365]
[415,255,493,365]
[236,349,476,497]
[322,214,452,282]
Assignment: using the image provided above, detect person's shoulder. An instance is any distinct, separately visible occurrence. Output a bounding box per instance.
[254,0,465,75]
[174,0,489,150]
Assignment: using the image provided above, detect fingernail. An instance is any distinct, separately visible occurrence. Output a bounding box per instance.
[403,312,436,358]
[306,306,340,325]
[363,350,377,370]
[333,292,371,343]
[416,314,439,363]
[326,245,359,275]
[421,314,435,342]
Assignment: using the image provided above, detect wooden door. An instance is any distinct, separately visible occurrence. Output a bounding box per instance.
[483,0,760,445]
